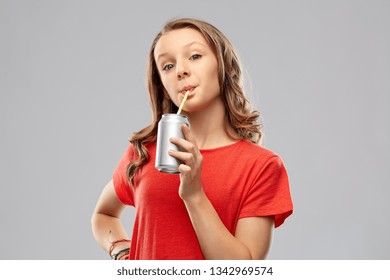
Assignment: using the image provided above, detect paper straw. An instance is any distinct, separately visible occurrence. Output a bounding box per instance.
[177,90,190,114]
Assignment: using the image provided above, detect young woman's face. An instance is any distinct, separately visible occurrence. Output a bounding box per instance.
[154,28,221,113]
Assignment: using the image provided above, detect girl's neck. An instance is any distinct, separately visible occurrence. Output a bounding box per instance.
[185,100,238,150]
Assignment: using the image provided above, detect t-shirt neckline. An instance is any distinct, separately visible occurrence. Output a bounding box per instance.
[199,140,245,153]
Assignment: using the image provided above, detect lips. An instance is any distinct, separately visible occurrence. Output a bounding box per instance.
[180,85,196,94]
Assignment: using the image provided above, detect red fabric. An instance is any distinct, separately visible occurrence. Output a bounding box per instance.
[113,140,293,260]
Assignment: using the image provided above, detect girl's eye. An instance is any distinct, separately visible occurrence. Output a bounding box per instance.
[190,54,201,60]
[162,64,174,71]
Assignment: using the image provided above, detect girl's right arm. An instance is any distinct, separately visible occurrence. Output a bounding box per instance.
[91,180,131,258]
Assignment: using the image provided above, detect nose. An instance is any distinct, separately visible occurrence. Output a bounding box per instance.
[176,60,189,80]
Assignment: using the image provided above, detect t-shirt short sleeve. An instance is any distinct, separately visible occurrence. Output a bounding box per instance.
[112,144,136,206]
[239,155,293,228]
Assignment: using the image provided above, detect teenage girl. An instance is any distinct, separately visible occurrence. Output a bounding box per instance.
[91,18,293,260]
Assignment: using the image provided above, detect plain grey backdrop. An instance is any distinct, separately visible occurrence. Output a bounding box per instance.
[1,0,389,259]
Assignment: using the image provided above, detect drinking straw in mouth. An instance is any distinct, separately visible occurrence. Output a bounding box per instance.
[177,90,190,114]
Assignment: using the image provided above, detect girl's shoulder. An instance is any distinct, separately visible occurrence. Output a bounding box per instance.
[210,139,279,157]
[124,141,157,155]
[236,140,283,164]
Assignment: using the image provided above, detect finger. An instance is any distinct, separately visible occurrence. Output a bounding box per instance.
[170,136,197,154]
[168,149,194,164]
[177,164,191,174]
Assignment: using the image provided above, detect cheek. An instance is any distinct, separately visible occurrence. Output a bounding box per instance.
[160,78,179,104]
[205,60,220,88]
[160,76,175,95]
[206,68,220,93]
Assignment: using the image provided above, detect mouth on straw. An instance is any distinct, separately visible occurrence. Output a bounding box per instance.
[177,90,190,114]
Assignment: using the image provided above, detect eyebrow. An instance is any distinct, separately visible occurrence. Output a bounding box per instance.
[156,41,207,61]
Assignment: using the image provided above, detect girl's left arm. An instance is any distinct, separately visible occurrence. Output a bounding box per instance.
[169,125,274,260]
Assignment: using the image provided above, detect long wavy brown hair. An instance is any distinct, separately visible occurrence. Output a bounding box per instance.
[126,18,262,185]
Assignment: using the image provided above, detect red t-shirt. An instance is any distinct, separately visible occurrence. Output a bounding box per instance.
[113,140,293,260]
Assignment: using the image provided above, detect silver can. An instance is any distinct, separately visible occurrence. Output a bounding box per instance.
[155,114,190,174]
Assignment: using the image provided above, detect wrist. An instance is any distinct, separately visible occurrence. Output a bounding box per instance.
[182,187,206,207]
[113,247,130,260]
[108,238,131,259]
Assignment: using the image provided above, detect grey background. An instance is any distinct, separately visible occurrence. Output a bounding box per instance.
[1,0,389,259]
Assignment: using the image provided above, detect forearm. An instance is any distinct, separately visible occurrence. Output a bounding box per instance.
[183,190,252,260]
[91,213,130,255]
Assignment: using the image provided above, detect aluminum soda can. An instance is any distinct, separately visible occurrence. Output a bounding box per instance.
[155,113,190,174]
